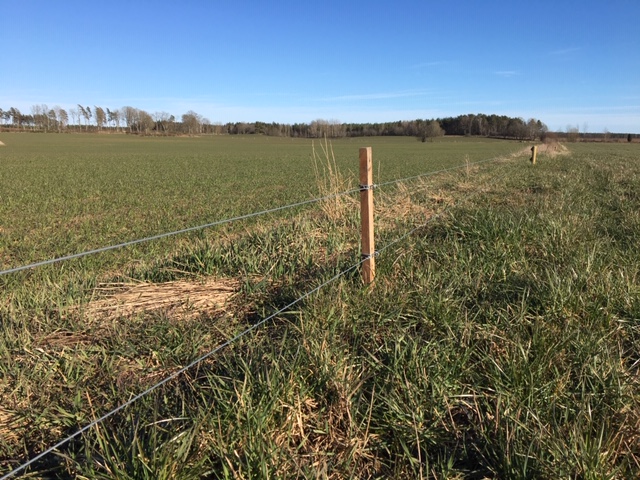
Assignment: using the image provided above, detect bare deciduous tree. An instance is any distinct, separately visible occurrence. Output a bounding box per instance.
[122,106,138,133]
[54,106,68,132]
[138,110,154,135]
[94,106,106,131]
[181,110,202,135]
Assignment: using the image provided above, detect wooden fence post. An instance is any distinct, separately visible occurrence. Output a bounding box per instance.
[360,147,375,285]
[530,145,538,164]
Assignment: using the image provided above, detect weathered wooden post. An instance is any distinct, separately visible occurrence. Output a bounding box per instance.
[359,147,375,285]
[530,145,538,164]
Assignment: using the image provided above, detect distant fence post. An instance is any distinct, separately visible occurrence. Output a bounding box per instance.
[360,147,375,285]
[530,145,538,164]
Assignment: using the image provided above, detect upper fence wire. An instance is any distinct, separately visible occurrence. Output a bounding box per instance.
[0,153,512,277]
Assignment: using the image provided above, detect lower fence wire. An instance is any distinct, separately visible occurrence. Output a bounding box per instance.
[2,156,518,479]
[0,258,367,480]
[374,150,517,190]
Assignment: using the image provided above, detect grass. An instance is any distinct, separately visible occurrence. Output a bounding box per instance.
[1,134,639,478]
[0,134,519,271]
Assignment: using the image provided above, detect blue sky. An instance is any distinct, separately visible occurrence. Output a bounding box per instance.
[2,0,639,133]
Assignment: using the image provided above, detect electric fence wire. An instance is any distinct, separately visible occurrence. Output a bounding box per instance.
[0,258,367,480]
[0,187,361,277]
[1,155,519,479]
[376,152,519,257]
[378,154,513,203]
[374,151,515,190]
[1,151,519,278]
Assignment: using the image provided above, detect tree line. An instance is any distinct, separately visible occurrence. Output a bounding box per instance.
[0,105,213,136]
[0,104,549,140]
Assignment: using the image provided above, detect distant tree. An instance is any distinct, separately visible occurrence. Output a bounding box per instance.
[526,118,538,140]
[106,108,113,130]
[309,119,332,138]
[181,110,202,135]
[153,111,172,134]
[476,116,488,136]
[628,133,633,143]
[122,106,138,133]
[85,106,92,129]
[201,117,211,134]
[603,128,610,143]
[419,120,444,142]
[78,105,91,130]
[460,114,473,135]
[137,110,154,134]
[505,118,526,140]
[21,113,34,129]
[114,109,121,131]
[47,108,57,131]
[69,107,79,129]
[31,104,48,131]
[536,120,548,140]
[30,105,39,130]
[107,108,121,131]
[94,106,106,131]
[566,125,580,143]
[9,107,23,129]
[54,106,68,132]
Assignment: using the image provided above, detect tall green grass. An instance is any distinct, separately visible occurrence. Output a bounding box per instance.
[1,137,638,478]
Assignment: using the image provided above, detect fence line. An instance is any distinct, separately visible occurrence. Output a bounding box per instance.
[1,151,518,479]
[376,158,516,256]
[0,153,510,278]
[375,153,511,189]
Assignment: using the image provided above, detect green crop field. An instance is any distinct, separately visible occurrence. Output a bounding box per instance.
[0,134,519,271]
[1,134,638,478]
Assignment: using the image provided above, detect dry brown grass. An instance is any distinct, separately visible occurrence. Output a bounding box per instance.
[515,141,569,159]
[0,406,26,449]
[538,141,569,157]
[377,182,446,226]
[312,137,357,225]
[84,277,239,321]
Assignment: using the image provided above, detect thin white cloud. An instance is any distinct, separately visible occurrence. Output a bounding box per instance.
[411,61,453,69]
[494,71,520,77]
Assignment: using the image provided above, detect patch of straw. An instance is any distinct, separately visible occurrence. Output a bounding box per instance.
[377,182,440,225]
[515,142,570,159]
[0,406,27,449]
[84,278,240,320]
